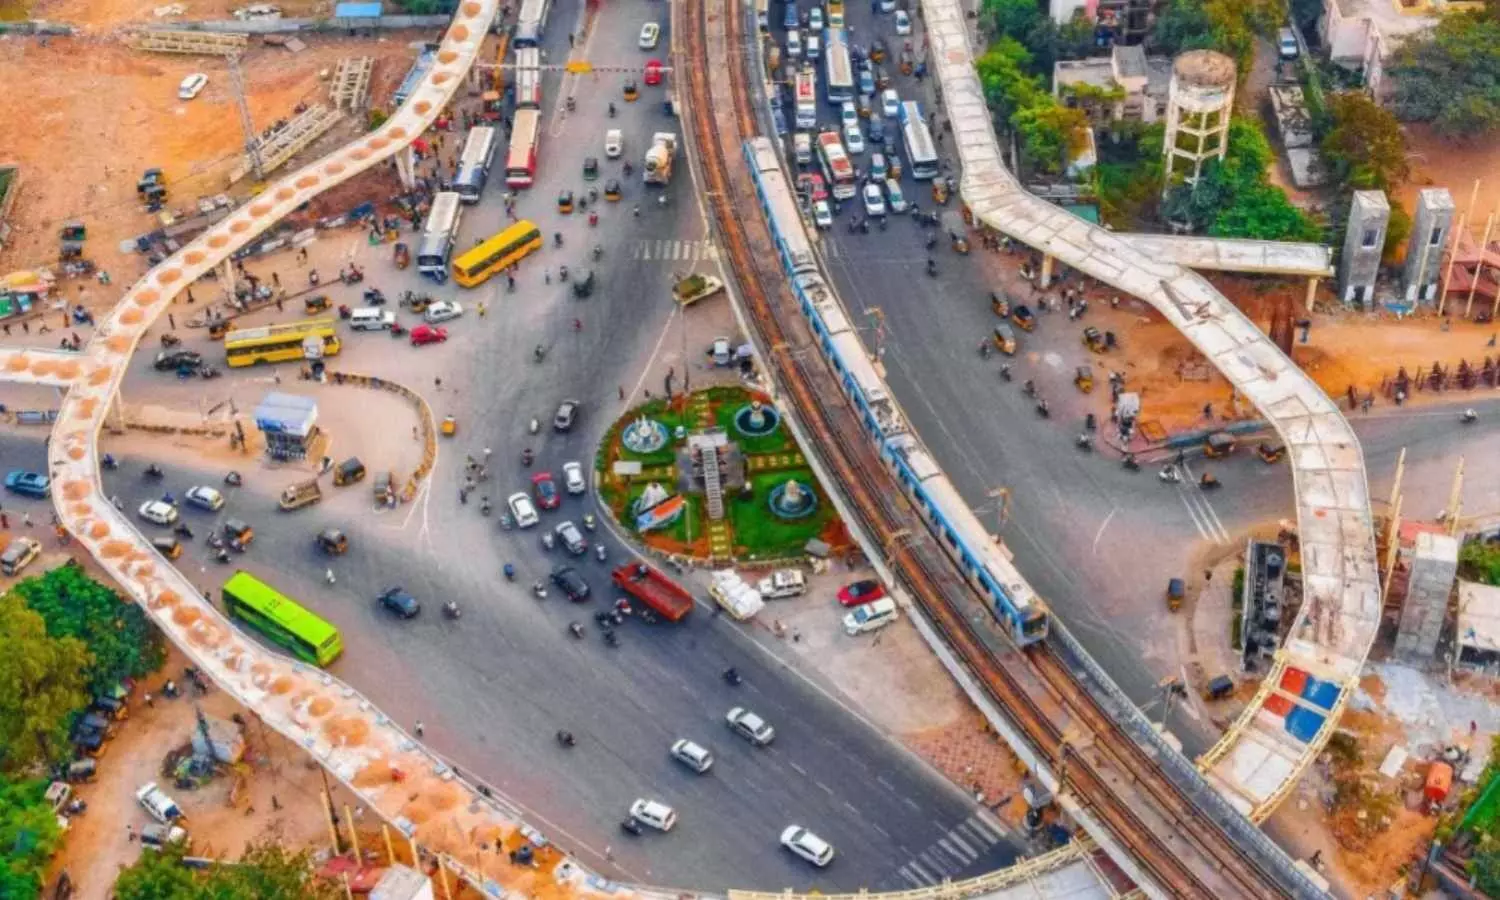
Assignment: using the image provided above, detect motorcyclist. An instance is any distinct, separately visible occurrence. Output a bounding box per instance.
[554,232,563,247]
[593,244,603,260]
[723,667,741,684]
[1022,379,1035,396]
[608,102,617,117]
[557,729,575,746]
[521,447,534,466]
[504,563,516,580]
[534,344,545,361]
[1463,408,1478,422]
[102,453,118,469]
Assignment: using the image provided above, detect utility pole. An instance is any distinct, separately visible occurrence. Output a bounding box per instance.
[985,486,1010,534]
[226,53,264,182]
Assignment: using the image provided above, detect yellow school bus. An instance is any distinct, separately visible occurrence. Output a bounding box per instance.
[452,220,543,288]
[223,318,342,367]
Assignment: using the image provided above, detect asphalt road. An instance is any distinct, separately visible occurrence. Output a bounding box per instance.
[4,0,1023,889]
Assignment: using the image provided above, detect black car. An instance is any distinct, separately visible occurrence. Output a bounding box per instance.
[378,587,421,618]
[551,565,591,602]
[571,270,595,299]
[153,349,203,371]
[553,398,580,431]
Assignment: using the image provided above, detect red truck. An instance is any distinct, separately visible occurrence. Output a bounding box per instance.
[611,563,694,622]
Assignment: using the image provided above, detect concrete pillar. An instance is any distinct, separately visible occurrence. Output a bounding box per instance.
[219,260,236,297]
[1404,187,1455,304]
[1305,276,1319,311]
[1338,190,1388,307]
[1395,531,1458,659]
[395,146,417,191]
[1039,254,1054,289]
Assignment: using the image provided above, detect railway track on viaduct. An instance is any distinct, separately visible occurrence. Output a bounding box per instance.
[678,0,1306,896]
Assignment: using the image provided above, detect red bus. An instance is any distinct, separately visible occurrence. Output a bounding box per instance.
[504,108,542,188]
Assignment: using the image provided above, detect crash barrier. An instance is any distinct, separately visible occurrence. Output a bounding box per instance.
[25,2,658,897]
[921,0,1378,839]
[0,20,74,35]
[14,409,60,425]
[319,370,437,503]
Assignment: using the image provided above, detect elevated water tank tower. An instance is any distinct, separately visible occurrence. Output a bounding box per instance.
[1161,50,1236,199]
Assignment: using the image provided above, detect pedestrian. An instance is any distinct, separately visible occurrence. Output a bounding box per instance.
[127,824,136,842]
[325,568,336,585]
[415,721,425,737]
[572,318,582,331]
[568,31,575,47]
[272,271,281,287]
[272,795,282,811]
[619,385,625,401]
[168,313,176,330]
[460,489,469,505]
[22,321,29,334]
[1202,402,1212,419]
[643,389,652,399]
[604,845,614,862]
[276,297,284,312]
[483,447,492,460]
[412,426,419,440]
[1,324,7,336]
[478,301,487,317]
[21,512,30,528]
[1204,568,1213,582]
[186,287,195,304]
[144,692,154,708]
[435,377,443,391]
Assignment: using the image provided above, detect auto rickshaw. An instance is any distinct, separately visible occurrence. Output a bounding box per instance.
[932,179,949,205]
[990,292,1011,318]
[403,292,433,313]
[604,179,622,201]
[1204,674,1234,701]
[1257,442,1285,464]
[317,528,349,555]
[440,415,458,437]
[304,294,331,314]
[223,518,254,548]
[208,320,231,340]
[394,242,411,269]
[583,157,599,181]
[374,471,395,505]
[870,38,887,63]
[623,79,639,102]
[992,323,1017,355]
[1166,577,1184,612]
[557,190,575,214]
[1082,325,1106,353]
[899,48,915,75]
[333,457,366,487]
[572,269,596,299]
[1204,432,1236,459]
[151,536,183,560]
[1012,304,1035,331]
[1074,364,1094,393]
[889,156,903,180]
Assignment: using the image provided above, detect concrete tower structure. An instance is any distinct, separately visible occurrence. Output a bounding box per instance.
[1403,187,1455,303]
[1161,50,1235,198]
[1395,531,1459,659]
[1339,190,1389,306]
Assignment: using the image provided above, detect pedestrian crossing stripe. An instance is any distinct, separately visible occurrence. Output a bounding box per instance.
[630,239,719,261]
[892,812,1007,887]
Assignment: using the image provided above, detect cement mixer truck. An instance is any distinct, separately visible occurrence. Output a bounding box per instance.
[643,132,678,186]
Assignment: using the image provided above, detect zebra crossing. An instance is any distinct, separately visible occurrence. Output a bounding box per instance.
[894,810,1010,888]
[629,238,719,262]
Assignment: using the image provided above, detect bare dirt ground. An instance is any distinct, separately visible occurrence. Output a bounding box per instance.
[1399,124,1500,227]
[34,0,331,33]
[0,33,419,287]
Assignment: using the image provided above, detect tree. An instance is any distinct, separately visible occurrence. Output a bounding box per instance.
[1163,120,1322,242]
[114,841,342,900]
[0,777,65,899]
[981,0,1044,40]
[1321,91,1410,191]
[1389,11,1500,138]
[9,564,164,697]
[0,594,90,771]
[1013,103,1090,175]
[1152,0,1281,78]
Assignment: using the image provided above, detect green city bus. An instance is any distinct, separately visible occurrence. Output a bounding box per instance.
[222,571,343,667]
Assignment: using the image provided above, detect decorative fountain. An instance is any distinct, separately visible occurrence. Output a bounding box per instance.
[732,399,781,438]
[767,477,817,519]
[621,414,670,454]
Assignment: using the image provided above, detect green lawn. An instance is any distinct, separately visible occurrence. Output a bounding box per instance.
[712,401,794,455]
[728,470,834,561]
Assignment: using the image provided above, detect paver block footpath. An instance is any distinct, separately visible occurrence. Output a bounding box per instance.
[904,713,1027,825]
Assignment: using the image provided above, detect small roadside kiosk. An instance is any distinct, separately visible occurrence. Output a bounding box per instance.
[333,1,383,35]
[254,392,320,462]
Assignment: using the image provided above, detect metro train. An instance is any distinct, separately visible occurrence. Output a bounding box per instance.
[741,136,1049,647]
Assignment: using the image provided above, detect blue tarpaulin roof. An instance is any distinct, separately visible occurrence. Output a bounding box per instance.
[253,392,318,437]
[334,1,383,17]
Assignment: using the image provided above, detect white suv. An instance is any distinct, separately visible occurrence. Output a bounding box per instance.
[781,826,835,867]
[137,500,178,526]
[507,492,540,528]
[562,461,587,495]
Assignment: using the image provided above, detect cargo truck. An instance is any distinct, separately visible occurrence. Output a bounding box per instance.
[278,479,322,511]
[611,562,694,621]
[643,133,678,185]
[708,570,765,621]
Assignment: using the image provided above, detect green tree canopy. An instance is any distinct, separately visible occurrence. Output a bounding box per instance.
[113,842,342,900]
[1389,11,1500,138]
[9,563,164,697]
[1152,0,1281,78]
[0,594,90,771]
[0,776,65,899]
[1163,120,1323,241]
[1321,90,1410,191]
[975,39,1091,175]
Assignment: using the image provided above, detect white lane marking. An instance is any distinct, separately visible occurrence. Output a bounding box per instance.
[920,849,954,875]
[944,831,978,860]
[906,860,937,884]
[623,302,680,406]
[898,866,926,888]
[788,761,807,775]
[1091,505,1117,554]
[953,821,992,848]
[1179,463,1231,543]
[815,781,835,796]
[970,809,1006,840]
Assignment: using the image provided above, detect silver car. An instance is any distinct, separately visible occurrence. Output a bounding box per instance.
[670,739,714,773]
[726,707,775,746]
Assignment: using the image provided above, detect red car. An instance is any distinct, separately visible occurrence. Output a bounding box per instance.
[531,471,560,510]
[410,324,448,346]
[837,579,886,607]
[796,172,828,202]
[644,59,664,86]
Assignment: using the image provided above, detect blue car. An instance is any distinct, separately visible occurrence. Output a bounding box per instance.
[4,470,50,499]
[783,2,798,28]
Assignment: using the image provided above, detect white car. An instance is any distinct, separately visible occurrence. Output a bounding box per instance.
[844,123,865,154]
[807,6,823,31]
[562,461,587,495]
[781,826,835,867]
[839,100,858,129]
[879,0,896,11]
[137,500,179,526]
[861,182,886,217]
[639,21,660,49]
[869,151,888,181]
[507,492,540,528]
[881,88,900,119]
[885,178,908,213]
[628,799,678,831]
[726,707,775,746]
[812,199,833,229]
[178,73,208,100]
[424,301,463,323]
[184,485,224,511]
[604,128,623,159]
[894,9,911,34]
[670,739,714,773]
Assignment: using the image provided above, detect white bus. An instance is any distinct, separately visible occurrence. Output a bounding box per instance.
[514,0,550,46]
[824,28,853,104]
[816,131,856,199]
[898,101,940,180]
[505,108,542,188]
[452,126,498,203]
[416,192,464,283]
[513,47,542,109]
[794,67,818,129]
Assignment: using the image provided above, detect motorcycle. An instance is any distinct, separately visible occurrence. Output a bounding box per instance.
[1084,413,1096,431]
[341,267,364,285]
[529,418,540,435]
[608,102,616,117]
[926,259,938,277]
[593,245,604,261]
[568,622,585,639]
[224,471,242,487]
[554,232,563,248]
[1035,399,1050,418]
[144,464,164,479]
[1123,454,1140,471]
[559,266,569,283]
[534,344,547,362]
[102,454,119,470]
[532,580,548,599]
[499,513,515,530]
[603,629,619,647]
[1158,466,1181,484]
[480,498,492,517]
[582,513,597,531]
[215,548,232,564]
[556,729,576,747]
[160,333,181,347]
[173,523,194,539]
[1022,379,1035,397]
[1462,409,1478,424]
[594,543,608,562]
[978,340,992,359]
[541,532,556,551]
[1075,434,1093,452]
[443,600,461,619]
[723,668,742,686]
[522,448,534,467]
[999,365,1012,382]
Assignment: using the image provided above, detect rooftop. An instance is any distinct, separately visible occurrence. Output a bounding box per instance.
[1456,581,1500,653]
[1330,0,1477,38]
